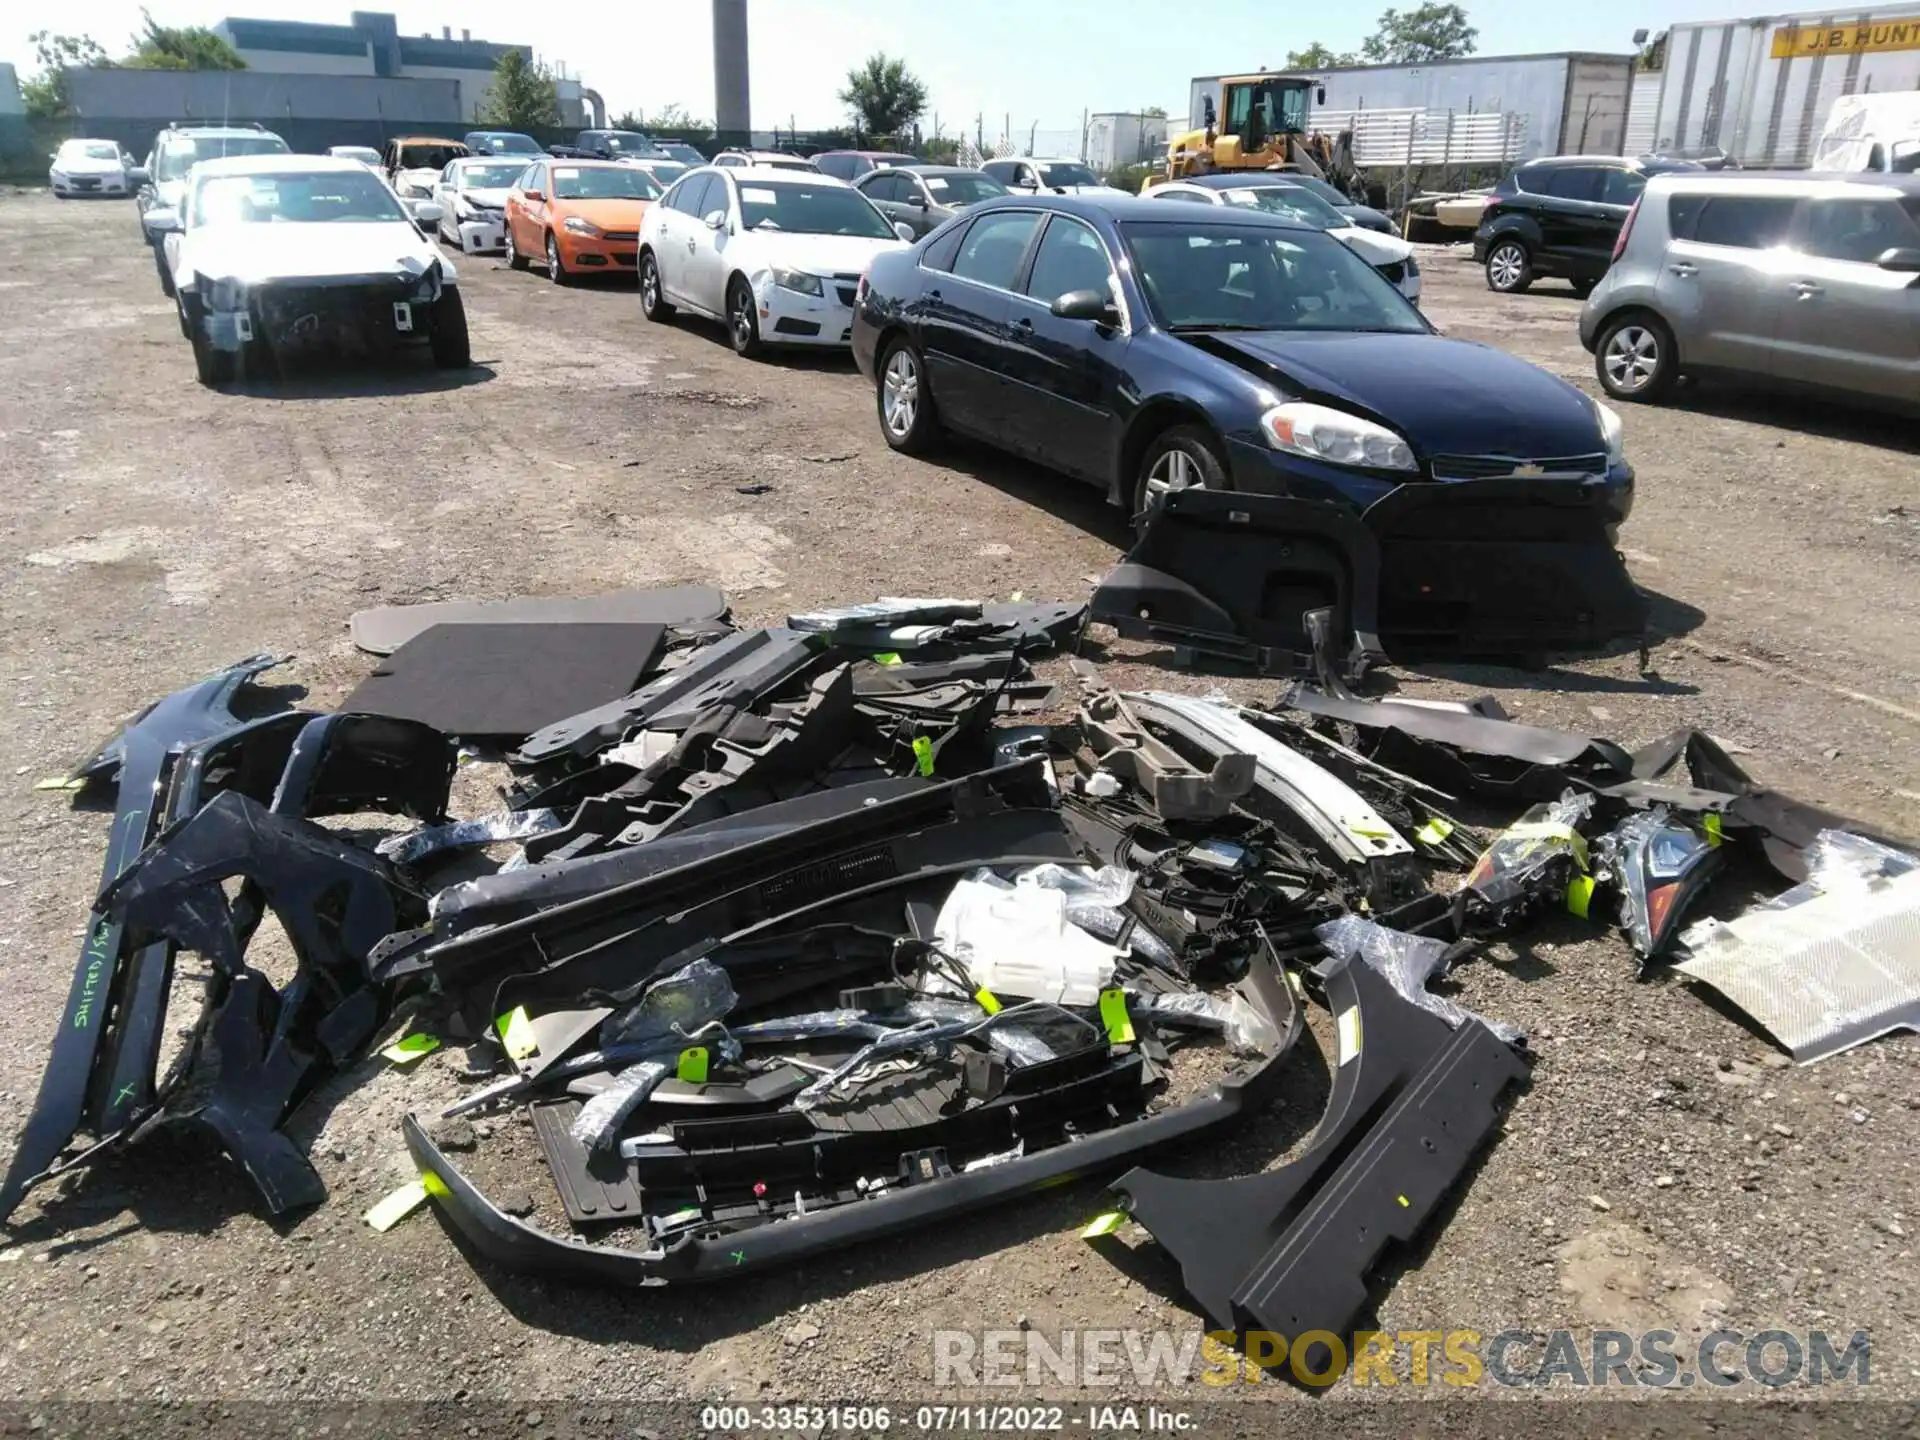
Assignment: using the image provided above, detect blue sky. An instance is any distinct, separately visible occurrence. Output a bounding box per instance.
[7,0,1708,132]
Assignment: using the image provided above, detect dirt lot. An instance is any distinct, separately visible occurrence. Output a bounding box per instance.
[0,191,1916,1427]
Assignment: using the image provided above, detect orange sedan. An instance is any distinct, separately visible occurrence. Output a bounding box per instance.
[503,159,663,284]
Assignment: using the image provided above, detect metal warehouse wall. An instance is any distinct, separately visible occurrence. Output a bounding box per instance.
[63,67,466,127]
[1188,53,1634,162]
[1651,8,1920,166]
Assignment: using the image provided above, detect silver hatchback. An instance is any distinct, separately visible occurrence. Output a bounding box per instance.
[1579,172,1920,409]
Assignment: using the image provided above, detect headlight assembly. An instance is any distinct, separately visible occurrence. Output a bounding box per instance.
[1260,402,1416,471]
[1594,400,1627,466]
[206,277,248,312]
[771,267,823,296]
[563,216,603,236]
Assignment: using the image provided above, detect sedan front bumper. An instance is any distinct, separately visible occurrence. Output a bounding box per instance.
[754,275,859,347]
[453,217,505,254]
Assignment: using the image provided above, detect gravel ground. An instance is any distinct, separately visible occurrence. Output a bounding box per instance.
[0,193,1916,1430]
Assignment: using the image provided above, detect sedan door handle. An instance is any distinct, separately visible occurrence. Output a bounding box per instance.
[1667,262,1697,277]
[1790,280,1821,297]
[1013,316,1034,332]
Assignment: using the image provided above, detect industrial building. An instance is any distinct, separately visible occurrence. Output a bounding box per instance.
[208,11,589,123]
[1640,5,1920,166]
[1188,52,1637,163]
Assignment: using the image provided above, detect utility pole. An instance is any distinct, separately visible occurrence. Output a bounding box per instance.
[1028,119,1037,154]
[975,113,983,149]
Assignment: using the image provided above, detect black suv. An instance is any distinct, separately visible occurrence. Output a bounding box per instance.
[1473,155,1697,295]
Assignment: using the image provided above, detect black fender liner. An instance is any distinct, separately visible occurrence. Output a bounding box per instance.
[1108,952,1529,1351]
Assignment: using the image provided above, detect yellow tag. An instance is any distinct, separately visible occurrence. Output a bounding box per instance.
[1396,1194,1411,1208]
[1704,813,1723,848]
[1506,820,1590,870]
[1336,1006,1362,1066]
[973,987,1002,1015]
[1349,822,1395,839]
[381,1033,440,1066]
[676,1047,709,1083]
[912,736,935,777]
[1414,818,1454,846]
[1081,1210,1126,1238]
[35,776,86,792]
[495,1006,538,1061]
[873,652,903,666]
[1099,987,1135,1045]
[364,1180,430,1232]
[1566,873,1596,919]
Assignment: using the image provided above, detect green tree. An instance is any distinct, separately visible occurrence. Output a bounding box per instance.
[21,31,110,118]
[1287,42,1357,69]
[838,53,928,137]
[123,10,246,69]
[478,50,561,129]
[1360,4,1478,63]
[1635,30,1669,72]
[1140,104,1167,118]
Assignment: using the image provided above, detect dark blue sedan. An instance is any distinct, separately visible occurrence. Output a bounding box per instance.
[850,194,1633,529]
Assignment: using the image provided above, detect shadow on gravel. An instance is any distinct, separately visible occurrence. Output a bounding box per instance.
[222,357,499,400]
[928,445,1135,550]
[1667,385,1920,455]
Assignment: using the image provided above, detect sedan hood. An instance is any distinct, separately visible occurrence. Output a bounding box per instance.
[183,221,444,286]
[1193,330,1604,459]
[459,187,513,209]
[558,197,651,226]
[1339,204,1396,234]
[395,167,439,193]
[743,231,908,274]
[1332,227,1412,265]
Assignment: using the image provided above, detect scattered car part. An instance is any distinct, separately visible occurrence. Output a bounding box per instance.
[271,712,456,822]
[1316,914,1520,1044]
[1674,833,1920,1063]
[1080,690,1254,821]
[344,623,668,744]
[349,584,729,656]
[1108,951,1529,1350]
[0,655,286,1223]
[1457,793,1595,931]
[1594,807,1725,965]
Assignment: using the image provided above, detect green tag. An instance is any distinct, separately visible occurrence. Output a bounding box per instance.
[677,1046,709,1083]
[364,1180,430,1232]
[973,987,1002,1015]
[1414,818,1454,846]
[1703,813,1723,848]
[381,1033,440,1066]
[35,776,86,792]
[495,1006,538,1061]
[1099,987,1135,1045]
[912,735,935,777]
[873,652,903,666]
[1566,873,1596,918]
[1081,1210,1127,1238]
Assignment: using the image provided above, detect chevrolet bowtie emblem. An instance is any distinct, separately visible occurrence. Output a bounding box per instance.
[1510,463,1550,477]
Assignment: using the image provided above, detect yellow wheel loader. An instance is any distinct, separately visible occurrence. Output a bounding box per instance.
[1146,72,1348,192]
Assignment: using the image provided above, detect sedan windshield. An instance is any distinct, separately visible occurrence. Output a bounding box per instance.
[65,142,121,162]
[635,161,689,185]
[1280,175,1357,209]
[192,170,408,226]
[1040,162,1100,187]
[474,133,539,154]
[159,136,287,181]
[601,132,651,153]
[738,181,893,236]
[550,166,662,200]
[1215,185,1345,229]
[1123,223,1426,334]
[459,162,530,189]
[923,172,1008,205]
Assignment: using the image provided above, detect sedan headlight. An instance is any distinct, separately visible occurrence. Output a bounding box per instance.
[206,277,248,312]
[563,216,603,237]
[50,169,68,182]
[1261,402,1416,471]
[1593,399,1627,466]
[771,267,823,296]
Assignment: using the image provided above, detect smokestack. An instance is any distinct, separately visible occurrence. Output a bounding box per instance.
[712,0,750,137]
[461,28,470,40]
[442,25,451,40]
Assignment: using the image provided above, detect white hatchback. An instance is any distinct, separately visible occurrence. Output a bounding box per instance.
[638,167,911,355]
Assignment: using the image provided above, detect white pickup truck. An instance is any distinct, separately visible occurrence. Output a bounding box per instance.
[1811,93,1920,175]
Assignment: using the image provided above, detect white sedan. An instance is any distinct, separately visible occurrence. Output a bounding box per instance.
[149,153,467,386]
[49,138,132,197]
[430,157,528,253]
[638,166,912,356]
[1147,178,1423,304]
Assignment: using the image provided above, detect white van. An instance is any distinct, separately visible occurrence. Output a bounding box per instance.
[1811,93,1920,175]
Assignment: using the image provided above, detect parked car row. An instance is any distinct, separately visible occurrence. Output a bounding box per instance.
[1471,154,1919,413]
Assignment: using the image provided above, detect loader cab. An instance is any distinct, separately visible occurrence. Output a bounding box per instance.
[1216,75,1319,153]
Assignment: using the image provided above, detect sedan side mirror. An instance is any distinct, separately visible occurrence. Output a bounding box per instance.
[146,206,182,234]
[1050,288,1120,326]
[894,220,916,242]
[1876,246,1920,273]
[704,210,729,231]
[523,189,544,201]
[409,199,444,226]
[128,166,150,185]
[908,193,928,208]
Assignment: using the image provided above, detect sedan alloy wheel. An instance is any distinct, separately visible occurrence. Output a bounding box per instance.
[881,348,919,438]
[1144,447,1205,500]
[1602,324,1659,393]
